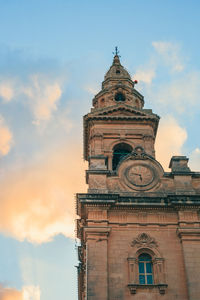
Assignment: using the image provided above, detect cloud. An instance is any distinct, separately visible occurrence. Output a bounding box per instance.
[134,42,200,114]
[152,41,184,72]
[0,285,22,300]
[150,70,200,114]
[0,47,68,126]
[134,41,185,89]
[23,74,62,124]
[189,148,200,171]
[0,116,13,156]
[0,285,40,300]
[84,85,99,95]
[0,81,14,102]
[0,74,63,125]
[155,116,187,170]
[134,68,156,85]
[22,286,40,300]
[0,141,87,243]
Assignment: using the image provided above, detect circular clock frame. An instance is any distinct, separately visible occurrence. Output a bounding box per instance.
[122,161,159,191]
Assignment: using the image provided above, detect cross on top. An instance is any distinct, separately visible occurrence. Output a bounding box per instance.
[113,46,120,57]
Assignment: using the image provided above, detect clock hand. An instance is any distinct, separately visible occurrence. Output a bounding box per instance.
[130,172,143,181]
[130,172,141,176]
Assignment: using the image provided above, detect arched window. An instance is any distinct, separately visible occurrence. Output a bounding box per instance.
[138,253,153,285]
[112,143,132,170]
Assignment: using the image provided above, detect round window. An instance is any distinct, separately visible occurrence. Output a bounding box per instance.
[115,92,126,102]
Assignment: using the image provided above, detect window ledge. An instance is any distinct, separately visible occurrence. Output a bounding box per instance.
[128,283,168,295]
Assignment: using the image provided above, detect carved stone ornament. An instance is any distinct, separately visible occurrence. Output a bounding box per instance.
[130,146,148,160]
[131,233,158,248]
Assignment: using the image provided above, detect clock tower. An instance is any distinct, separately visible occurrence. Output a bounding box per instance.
[76,51,200,300]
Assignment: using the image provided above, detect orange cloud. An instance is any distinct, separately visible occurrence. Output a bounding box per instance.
[0,116,13,156]
[0,285,40,300]
[0,115,188,243]
[0,286,22,300]
[155,115,187,170]
[0,141,87,243]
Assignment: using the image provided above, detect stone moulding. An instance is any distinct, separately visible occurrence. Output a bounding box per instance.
[127,283,168,295]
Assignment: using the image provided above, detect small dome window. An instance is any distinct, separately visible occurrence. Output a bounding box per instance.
[115,92,126,102]
[116,69,120,74]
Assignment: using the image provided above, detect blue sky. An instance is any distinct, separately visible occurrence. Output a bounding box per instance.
[0,1,200,299]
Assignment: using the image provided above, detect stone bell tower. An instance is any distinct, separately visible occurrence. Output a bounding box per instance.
[76,51,200,300]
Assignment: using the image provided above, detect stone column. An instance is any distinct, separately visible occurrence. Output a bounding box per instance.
[84,227,110,300]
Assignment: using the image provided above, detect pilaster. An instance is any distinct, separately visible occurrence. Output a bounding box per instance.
[177,227,200,300]
[84,227,110,300]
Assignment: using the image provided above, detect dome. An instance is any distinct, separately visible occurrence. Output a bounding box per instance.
[104,54,132,81]
[92,51,143,110]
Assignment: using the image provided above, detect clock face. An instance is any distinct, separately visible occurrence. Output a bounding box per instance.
[126,164,155,187]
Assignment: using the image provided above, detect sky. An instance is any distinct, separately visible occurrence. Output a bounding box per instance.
[0,0,200,299]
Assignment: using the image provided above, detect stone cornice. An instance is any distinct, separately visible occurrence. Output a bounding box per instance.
[76,193,200,214]
[83,227,111,241]
[177,227,200,241]
[164,171,200,177]
[85,168,200,179]
[84,227,111,234]
[86,104,155,117]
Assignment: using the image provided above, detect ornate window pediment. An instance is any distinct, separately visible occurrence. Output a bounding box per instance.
[131,232,158,249]
[127,233,168,295]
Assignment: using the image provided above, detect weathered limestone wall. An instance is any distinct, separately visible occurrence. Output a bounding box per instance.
[107,219,188,299]
[80,207,193,300]
[89,122,155,159]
